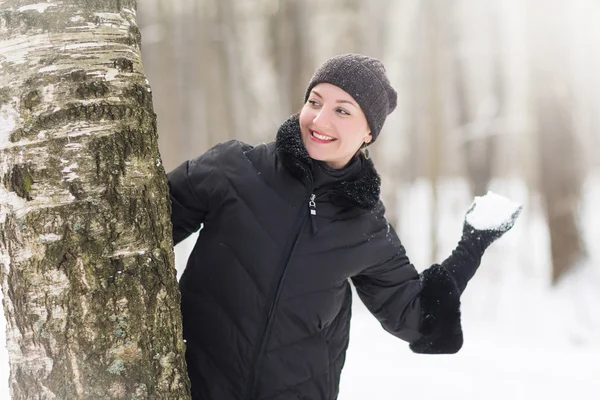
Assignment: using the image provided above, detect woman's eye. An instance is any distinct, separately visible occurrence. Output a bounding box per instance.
[337,108,350,116]
[308,100,319,106]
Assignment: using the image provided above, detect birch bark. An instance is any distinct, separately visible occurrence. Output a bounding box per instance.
[0,1,190,398]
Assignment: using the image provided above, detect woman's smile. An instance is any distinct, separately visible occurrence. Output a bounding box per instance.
[309,129,337,143]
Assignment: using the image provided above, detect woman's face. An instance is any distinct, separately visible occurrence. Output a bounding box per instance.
[299,83,372,169]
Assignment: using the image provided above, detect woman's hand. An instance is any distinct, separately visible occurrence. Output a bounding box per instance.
[440,191,522,294]
[461,191,523,251]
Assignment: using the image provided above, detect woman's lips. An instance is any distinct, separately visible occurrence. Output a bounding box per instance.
[310,129,337,143]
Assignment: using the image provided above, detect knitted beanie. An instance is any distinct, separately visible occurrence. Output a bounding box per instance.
[304,53,397,143]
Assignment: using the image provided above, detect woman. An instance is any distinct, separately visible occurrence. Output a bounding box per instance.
[168,54,520,400]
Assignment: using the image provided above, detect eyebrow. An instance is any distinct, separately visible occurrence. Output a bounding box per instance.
[311,90,358,108]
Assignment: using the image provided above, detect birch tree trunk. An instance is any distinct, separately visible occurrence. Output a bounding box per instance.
[0,1,190,398]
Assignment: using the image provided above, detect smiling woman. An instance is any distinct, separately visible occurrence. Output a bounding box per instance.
[300,83,372,169]
[169,53,520,400]
[298,54,398,170]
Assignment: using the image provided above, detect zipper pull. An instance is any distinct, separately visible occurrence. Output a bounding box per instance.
[309,193,319,233]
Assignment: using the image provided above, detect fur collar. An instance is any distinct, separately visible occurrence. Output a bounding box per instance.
[275,114,381,210]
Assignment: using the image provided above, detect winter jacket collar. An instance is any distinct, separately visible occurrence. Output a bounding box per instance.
[275,114,381,210]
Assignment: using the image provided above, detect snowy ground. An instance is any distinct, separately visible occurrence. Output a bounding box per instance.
[1,176,599,398]
[340,298,600,400]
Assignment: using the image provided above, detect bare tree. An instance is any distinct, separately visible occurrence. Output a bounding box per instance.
[536,92,586,284]
[451,0,503,197]
[0,1,190,398]
[529,0,586,284]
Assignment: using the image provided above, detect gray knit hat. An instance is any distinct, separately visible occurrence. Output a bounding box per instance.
[304,53,397,143]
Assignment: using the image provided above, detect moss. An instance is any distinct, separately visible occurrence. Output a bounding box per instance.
[124,83,152,109]
[21,90,41,110]
[0,87,10,105]
[113,58,134,73]
[88,123,158,205]
[9,129,24,143]
[1,11,12,28]
[31,103,145,133]
[68,181,85,200]
[37,55,60,67]
[128,24,142,49]
[7,164,34,200]
[107,359,125,375]
[14,82,156,139]
[114,25,142,49]
[75,81,110,99]
[69,69,88,82]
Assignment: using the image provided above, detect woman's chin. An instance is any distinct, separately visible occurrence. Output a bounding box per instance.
[304,138,339,163]
[305,147,329,162]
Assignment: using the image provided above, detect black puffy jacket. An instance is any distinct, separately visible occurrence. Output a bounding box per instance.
[169,116,469,400]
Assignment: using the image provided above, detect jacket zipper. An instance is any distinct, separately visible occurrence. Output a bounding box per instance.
[245,190,313,400]
[309,193,318,233]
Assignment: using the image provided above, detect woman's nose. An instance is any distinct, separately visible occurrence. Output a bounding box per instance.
[313,108,331,126]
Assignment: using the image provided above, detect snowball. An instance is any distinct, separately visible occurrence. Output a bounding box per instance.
[466,191,522,231]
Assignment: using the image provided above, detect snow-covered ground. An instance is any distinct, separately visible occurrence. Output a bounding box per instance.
[1,176,598,398]
[340,298,600,400]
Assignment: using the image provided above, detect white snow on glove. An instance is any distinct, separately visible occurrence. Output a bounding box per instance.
[465,191,523,232]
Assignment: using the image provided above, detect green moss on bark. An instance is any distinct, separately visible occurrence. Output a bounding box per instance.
[113,58,134,73]
[75,81,110,99]
[21,90,41,110]
[6,164,34,200]
[0,87,10,105]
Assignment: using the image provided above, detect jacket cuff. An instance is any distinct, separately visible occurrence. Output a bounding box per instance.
[409,264,463,354]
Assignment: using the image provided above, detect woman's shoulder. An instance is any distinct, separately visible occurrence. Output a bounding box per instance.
[212,139,276,156]
[196,139,270,166]
[207,139,253,157]
[195,139,279,179]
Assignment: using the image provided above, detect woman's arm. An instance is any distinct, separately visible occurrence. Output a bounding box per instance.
[351,231,463,354]
[167,144,229,245]
[352,194,521,354]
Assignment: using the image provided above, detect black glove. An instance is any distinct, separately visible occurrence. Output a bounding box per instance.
[461,201,522,253]
[442,197,522,294]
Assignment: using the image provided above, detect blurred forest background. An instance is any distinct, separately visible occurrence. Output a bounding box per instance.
[138,0,598,282]
[135,0,600,397]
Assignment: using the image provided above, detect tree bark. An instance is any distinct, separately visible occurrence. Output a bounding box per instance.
[0,1,190,398]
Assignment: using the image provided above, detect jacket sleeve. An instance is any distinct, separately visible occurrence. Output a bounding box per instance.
[352,227,466,355]
[167,144,229,246]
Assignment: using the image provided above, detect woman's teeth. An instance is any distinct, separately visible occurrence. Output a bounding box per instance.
[312,131,335,141]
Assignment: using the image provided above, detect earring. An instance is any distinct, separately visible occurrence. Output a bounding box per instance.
[363,145,370,159]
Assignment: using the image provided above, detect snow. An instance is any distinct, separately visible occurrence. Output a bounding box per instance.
[1,177,598,398]
[466,190,523,231]
[340,297,600,400]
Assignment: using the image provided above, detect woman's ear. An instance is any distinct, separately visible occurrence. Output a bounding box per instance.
[364,132,373,144]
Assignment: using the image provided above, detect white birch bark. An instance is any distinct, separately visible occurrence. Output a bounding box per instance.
[0,1,190,398]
